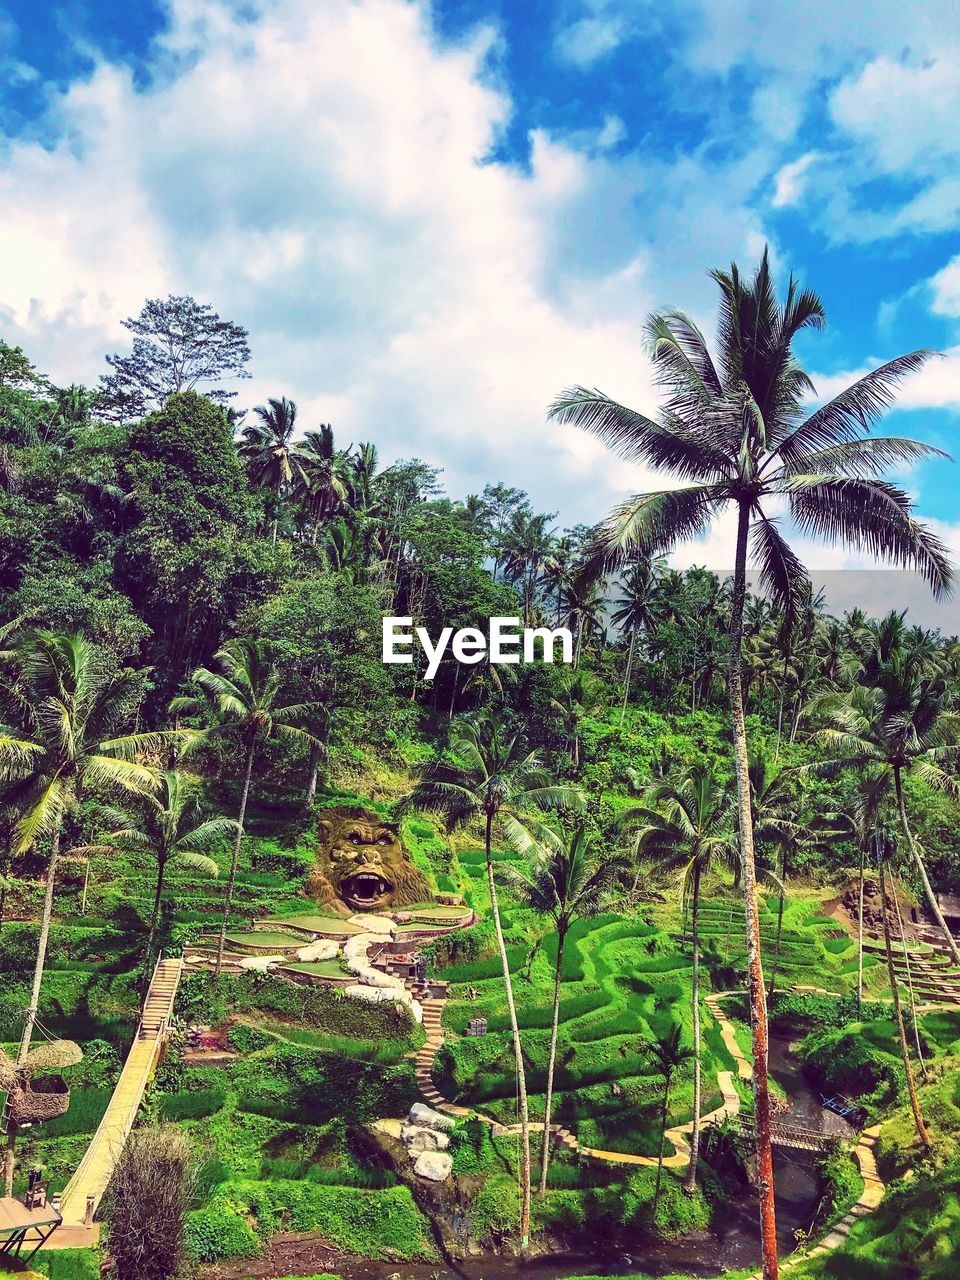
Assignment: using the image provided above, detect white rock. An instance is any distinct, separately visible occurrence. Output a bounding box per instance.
[344,984,396,1004]
[408,1102,456,1131]
[237,955,283,971]
[414,1151,453,1182]
[295,940,339,962]
[372,1118,404,1140]
[348,913,395,935]
[401,1124,450,1153]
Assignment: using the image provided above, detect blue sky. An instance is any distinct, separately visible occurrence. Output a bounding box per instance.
[1,0,959,587]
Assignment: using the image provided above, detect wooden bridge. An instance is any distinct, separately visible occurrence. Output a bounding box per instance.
[51,956,183,1243]
[725,1113,838,1153]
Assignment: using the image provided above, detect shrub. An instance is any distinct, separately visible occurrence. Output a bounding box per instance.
[183,1197,260,1262]
[472,1173,520,1242]
[226,1023,272,1054]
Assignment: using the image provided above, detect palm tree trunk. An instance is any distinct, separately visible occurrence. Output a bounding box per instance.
[879,859,930,1150]
[769,854,788,999]
[305,743,322,807]
[215,741,256,979]
[894,766,960,966]
[728,501,778,1280]
[684,865,702,1194]
[619,630,636,725]
[485,811,531,1248]
[4,823,63,1194]
[857,842,866,1020]
[653,1073,671,1219]
[143,855,168,993]
[890,872,926,1078]
[539,924,565,1196]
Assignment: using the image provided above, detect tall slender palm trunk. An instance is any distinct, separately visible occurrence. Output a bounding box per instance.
[890,875,926,1078]
[485,812,532,1247]
[143,857,169,994]
[894,767,960,966]
[769,855,787,999]
[539,926,566,1195]
[684,865,702,1194]
[215,742,256,979]
[619,631,637,725]
[879,860,931,1150]
[3,825,63,1194]
[856,844,866,1020]
[653,1072,672,1218]
[729,502,778,1280]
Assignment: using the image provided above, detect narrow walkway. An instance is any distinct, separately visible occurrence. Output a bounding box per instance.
[413,982,888,1269]
[47,957,184,1247]
[413,986,749,1167]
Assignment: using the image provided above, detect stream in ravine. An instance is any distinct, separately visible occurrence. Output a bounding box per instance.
[336,1031,854,1280]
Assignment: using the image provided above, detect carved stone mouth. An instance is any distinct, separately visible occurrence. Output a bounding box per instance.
[341,870,394,909]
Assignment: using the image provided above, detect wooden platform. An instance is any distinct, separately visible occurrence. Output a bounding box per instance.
[0,1196,61,1260]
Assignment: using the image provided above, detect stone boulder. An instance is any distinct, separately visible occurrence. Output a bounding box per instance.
[237,955,283,971]
[401,1124,450,1153]
[295,939,339,962]
[413,1150,453,1182]
[408,1102,456,1131]
[344,984,396,1004]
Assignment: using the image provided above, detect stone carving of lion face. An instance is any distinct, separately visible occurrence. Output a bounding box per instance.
[307,806,432,914]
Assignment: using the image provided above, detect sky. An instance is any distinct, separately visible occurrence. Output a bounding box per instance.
[1,0,960,615]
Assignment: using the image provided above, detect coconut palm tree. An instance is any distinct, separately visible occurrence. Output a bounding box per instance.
[171,638,321,977]
[873,827,931,1151]
[504,825,626,1194]
[643,1025,695,1220]
[500,510,556,625]
[549,250,951,1280]
[0,631,166,1192]
[93,771,233,982]
[239,396,300,540]
[611,556,666,723]
[623,765,735,1193]
[408,714,583,1250]
[294,425,352,541]
[814,655,960,966]
[548,670,602,770]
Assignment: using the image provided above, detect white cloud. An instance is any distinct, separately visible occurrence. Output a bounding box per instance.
[554,15,625,67]
[830,52,960,177]
[928,256,960,319]
[770,152,818,208]
[0,0,683,523]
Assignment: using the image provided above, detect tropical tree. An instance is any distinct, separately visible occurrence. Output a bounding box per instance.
[624,765,735,1193]
[408,714,582,1250]
[93,771,232,981]
[171,638,320,977]
[549,250,951,1280]
[294,425,352,540]
[814,654,960,966]
[500,510,556,625]
[548,670,602,770]
[504,825,625,1194]
[611,556,666,722]
[873,828,931,1151]
[0,632,165,1192]
[239,396,300,540]
[643,1025,694,1220]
